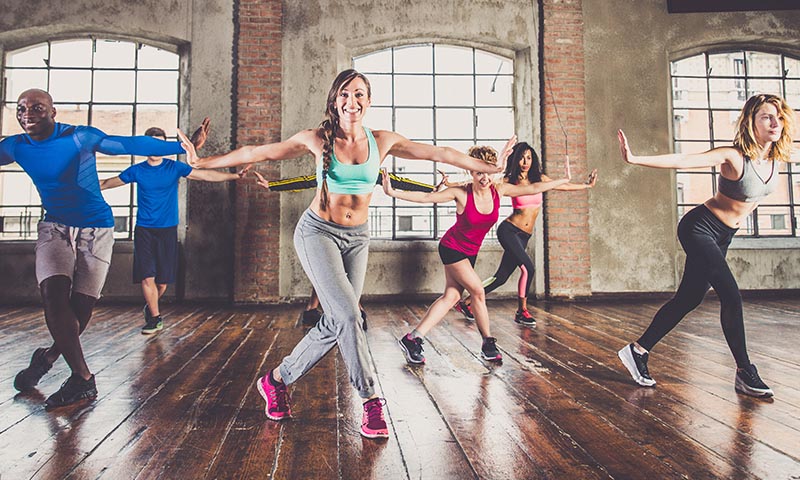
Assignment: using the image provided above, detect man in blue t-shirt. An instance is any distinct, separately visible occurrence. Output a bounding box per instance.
[0,88,208,409]
[100,126,242,334]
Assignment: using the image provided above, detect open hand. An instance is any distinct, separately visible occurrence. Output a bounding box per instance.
[190,117,211,150]
[177,129,200,167]
[586,168,598,187]
[380,168,395,196]
[251,169,270,190]
[497,135,517,172]
[618,129,635,164]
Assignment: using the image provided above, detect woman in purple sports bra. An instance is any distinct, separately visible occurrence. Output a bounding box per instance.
[386,145,571,365]
[616,93,795,399]
[454,142,597,326]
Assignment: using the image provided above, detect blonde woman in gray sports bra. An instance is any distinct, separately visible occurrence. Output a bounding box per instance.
[616,93,795,398]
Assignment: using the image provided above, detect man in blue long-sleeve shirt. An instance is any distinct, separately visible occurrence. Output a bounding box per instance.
[0,89,206,408]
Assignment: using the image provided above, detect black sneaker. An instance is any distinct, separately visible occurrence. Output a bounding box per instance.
[480,337,503,361]
[399,333,425,364]
[514,309,536,327]
[14,347,53,391]
[141,316,163,335]
[454,301,475,320]
[618,344,656,387]
[360,308,368,331]
[735,364,774,398]
[45,374,97,409]
[301,308,322,327]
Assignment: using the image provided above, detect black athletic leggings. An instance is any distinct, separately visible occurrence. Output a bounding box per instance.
[637,204,750,368]
[483,220,534,299]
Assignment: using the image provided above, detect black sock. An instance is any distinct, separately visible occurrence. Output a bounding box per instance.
[268,369,283,386]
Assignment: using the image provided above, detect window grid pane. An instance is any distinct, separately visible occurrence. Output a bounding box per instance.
[0,39,180,240]
[671,50,800,238]
[354,44,513,240]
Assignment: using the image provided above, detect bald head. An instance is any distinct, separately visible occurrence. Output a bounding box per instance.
[16,88,56,140]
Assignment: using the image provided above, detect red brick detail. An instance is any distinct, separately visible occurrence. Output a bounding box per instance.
[542,0,591,298]
[233,0,282,302]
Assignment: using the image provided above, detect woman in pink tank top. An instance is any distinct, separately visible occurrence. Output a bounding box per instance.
[456,142,597,326]
[385,144,571,365]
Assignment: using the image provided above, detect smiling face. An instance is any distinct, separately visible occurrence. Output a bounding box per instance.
[752,102,783,147]
[16,89,56,141]
[335,77,371,124]
[471,170,493,190]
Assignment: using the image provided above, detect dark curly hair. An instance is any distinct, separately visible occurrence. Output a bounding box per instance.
[504,142,541,185]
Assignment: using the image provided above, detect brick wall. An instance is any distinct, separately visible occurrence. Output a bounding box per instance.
[541,0,592,298]
[232,0,282,302]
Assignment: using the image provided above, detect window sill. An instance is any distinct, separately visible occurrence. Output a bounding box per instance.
[729,237,800,250]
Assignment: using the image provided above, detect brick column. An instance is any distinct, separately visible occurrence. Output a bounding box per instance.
[232,0,282,302]
[542,0,591,298]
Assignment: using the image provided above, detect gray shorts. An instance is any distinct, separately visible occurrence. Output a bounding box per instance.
[34,221,115,298]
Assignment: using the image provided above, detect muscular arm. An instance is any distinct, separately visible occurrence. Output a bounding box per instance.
[97,135,185,157]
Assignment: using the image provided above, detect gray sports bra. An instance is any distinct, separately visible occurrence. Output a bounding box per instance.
[717,156,778,203]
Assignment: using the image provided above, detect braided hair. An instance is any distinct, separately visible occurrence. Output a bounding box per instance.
[318,69,372,211]
[503,142,542,185]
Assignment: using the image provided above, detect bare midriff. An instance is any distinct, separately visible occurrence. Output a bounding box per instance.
[505,206,541,235]
[309,190,373,225]
[704,192,758,229]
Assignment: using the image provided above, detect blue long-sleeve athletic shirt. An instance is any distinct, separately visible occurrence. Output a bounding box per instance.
[0,123,185,227]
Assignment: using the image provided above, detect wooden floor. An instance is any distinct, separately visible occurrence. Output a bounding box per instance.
[1,297,799,479]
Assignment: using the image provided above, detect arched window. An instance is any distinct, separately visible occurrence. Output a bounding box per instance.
[354,44,514,240]
[0,38,180,240]
[671,50,800,237]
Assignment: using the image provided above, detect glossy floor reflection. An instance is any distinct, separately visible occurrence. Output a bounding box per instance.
[0,297,798,479]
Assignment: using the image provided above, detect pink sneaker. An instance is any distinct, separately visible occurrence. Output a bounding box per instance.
[361,398,389,438]
[256,374,292,420]
[454,301,475,320]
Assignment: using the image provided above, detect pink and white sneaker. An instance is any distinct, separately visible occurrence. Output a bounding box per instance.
[361,398,389,438]
[256,374,292,421]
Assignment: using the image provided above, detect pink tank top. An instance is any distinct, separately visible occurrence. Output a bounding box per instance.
[511,192,542,209]
[439,184,500,256]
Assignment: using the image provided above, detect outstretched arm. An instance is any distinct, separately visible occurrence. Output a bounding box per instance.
[381,168,459,204]
[178,128,316,169]
[186,166,248,182]
[618,129,735,169]
[383,132,516,174]
[544,169,597,191]
[99,176,126,190]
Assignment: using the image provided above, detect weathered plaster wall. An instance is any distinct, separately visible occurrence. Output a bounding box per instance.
[0,0,235,301]
[583,0,800,292]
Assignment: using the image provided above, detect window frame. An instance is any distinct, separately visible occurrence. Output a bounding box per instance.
[0,38,181,241]
[670,49,800,239]
[353,43,515,240]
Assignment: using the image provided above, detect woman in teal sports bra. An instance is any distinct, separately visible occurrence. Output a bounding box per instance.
[178,69,511,439]
[455,142,597,326]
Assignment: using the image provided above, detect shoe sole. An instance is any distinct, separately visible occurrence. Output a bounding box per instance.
[44,390,98,410]
[361,427,389,439]
[514,318,536,327]
[141,323,163,335]
[256,377,290,421]
[398,339,425,364]
[735,377,774,398]
[480,352,503,362]
[617,346,656,387]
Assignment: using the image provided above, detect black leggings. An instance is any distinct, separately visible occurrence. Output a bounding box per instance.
[483,220,534,300]
[637,205,750,368]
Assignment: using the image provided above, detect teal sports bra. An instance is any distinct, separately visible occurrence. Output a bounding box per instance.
[317,127,381,194]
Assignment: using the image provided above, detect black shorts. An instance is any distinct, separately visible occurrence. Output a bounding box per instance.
[133,225,179,284]
[438,243,477,267]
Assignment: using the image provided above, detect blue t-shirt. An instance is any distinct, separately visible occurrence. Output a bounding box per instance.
[0,123,185,227]
[119,159,193,228]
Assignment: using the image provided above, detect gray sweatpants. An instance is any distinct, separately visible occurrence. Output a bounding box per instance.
[278,209,375,398]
